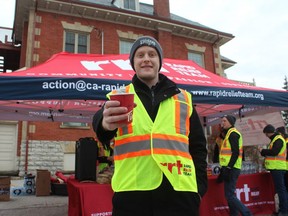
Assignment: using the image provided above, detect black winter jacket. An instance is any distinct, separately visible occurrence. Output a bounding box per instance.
[92,73,208,197]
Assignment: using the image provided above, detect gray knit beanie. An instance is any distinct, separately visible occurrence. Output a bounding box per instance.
[222,115,236,126]
[129,36,163,72]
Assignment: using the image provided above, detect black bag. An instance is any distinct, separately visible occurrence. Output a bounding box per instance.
[75,137,98,181]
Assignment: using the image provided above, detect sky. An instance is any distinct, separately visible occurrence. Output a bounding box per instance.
[1,0,287,90]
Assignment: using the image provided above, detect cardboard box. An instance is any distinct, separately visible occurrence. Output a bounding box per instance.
[36,170,51,196]
[0,176,11,201]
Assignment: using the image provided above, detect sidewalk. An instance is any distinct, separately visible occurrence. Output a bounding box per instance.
[0,178,68,216]
[0,178,276,216]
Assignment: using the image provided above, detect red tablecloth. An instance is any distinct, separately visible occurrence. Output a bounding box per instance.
[67,179,113,216]
[201,172,275,216]
[67,172,275,216]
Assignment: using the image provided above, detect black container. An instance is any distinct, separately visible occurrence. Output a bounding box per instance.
[75,137,98,181]
[50,183,68,196]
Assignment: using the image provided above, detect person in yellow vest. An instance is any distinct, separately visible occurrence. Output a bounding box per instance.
[260,124,288,215]
[213,126,225,163]
[97,139,114,173]
[276,126,288,194]
[218,115,252,216]
[92,36,207,216]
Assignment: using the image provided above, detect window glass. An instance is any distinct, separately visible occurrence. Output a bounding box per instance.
[61,122,89,128]
[188,52,205,68]
[119,40,133,54]
[65,32,75,53]
[78,34,87,53]
[124,0,136,10]
[65,31,88,53]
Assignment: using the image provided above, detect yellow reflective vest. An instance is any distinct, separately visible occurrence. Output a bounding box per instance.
[264,135,287,170]
[108,84,198,193]
[219,128,243,169]
[286,137,288,171]
[97,141,112,172]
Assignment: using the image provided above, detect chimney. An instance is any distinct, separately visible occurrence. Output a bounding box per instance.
[153,0,170,18]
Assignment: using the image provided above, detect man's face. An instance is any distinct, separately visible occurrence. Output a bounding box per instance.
[265,132,272,138]
[133,46,160,87]
[221,117,232,129]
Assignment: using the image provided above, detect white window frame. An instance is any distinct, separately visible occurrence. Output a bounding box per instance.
[61,21,93,54]
[60,122,90,129]
[114,0,139,11]
[64,31,89,54]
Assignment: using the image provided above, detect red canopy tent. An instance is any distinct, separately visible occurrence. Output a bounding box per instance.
[0,52,286,124]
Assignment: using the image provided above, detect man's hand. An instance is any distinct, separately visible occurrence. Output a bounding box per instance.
[216,168,224,183]
[222,167,232,181]
[102,100,130,131]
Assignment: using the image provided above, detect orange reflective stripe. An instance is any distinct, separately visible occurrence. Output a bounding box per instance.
[153,149,191,159]
[266,156,286,160]
[114,149,151,160]
[116,134,150,145]
[173,90,190,136]
[153,133,188,144]
[173,94,181,134]
[118,127,124,136]
[182,90,190,136]
[127,124,133,134]
[118,124,133,136]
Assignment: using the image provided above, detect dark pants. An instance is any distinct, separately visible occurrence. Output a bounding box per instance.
[270,170,288,214]
[285,171,288,192]
[112,175,200,216]
[224,168,252,216]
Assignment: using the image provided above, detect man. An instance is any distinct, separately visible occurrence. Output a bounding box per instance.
[97,139,114,173]
[276,126,288,192]
[92,36,207,216]
[218,115,252,216]
[261,124,288,215]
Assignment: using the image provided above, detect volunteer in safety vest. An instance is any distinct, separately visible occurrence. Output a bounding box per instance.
[276,126,288,194]
[218,115,252,216]
[97,139,114,173]
[276,126,288,170]
[213,126,225,163]
[92,36,207,216]
[261,124,288,215]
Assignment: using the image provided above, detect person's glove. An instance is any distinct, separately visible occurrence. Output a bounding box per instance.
[222,167,232,181]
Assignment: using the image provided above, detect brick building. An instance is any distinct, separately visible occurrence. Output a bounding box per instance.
[0,0,235,176]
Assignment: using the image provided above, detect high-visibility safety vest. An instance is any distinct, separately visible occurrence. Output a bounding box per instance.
[215,136,224,150]
[97,142,112,172]
[219,128,243,169]
[286,137,288,171]
[264,135,286,170]
[107,84,198,193]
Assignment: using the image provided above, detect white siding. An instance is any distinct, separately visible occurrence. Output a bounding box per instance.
[0,123,17,171]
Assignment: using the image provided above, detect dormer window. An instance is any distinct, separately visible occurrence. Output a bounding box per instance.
[113,0,139,11]
[124,0,136,10]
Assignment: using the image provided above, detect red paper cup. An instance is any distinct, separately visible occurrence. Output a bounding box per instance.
[109,93,134,123]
